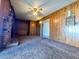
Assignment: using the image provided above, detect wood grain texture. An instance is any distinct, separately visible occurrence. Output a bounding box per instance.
[40,1,79,47]
[30,21,37,36]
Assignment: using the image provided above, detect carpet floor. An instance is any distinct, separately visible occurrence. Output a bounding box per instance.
[0,37,79,59]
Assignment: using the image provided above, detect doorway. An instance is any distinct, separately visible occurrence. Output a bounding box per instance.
[40,19,50,39]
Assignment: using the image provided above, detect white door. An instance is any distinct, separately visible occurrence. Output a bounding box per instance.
[42,19,50,38]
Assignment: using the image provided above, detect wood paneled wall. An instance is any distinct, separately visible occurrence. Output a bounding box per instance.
[30,21,37,36]
[16,20,38,36]
[17,20,30,36]
[36,21,40,36]
[40,1,79,47]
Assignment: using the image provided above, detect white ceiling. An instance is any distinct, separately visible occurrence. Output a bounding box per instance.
[11,0,76,20]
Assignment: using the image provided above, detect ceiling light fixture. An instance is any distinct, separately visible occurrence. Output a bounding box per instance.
[33,8,42,15]
[33,12,37,15]
[33,8,38,15]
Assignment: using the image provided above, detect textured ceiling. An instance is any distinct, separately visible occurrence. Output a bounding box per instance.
[11,0,76,20]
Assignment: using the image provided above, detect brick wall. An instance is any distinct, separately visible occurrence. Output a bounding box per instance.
[0,0,12,48]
